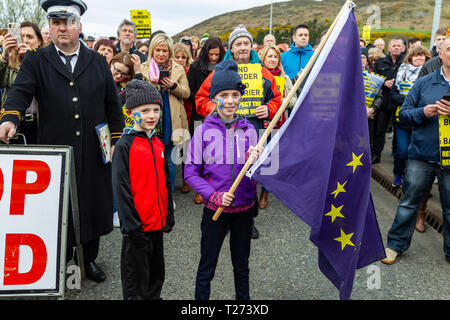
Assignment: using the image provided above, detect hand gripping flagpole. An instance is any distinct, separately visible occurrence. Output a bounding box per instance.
[212,1,354,221]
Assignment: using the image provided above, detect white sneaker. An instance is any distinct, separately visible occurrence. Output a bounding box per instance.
[434,177,438,184]
[113,211,120,228]
[173,200,176,211]
[381,248,398,265]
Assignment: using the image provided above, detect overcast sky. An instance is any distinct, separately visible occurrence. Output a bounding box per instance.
[80,0,291,38]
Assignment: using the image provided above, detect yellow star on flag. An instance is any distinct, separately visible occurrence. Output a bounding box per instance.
[334,229,355,251]
[325,204,345,223]
[346,153,364,173]
[331,180,347,199]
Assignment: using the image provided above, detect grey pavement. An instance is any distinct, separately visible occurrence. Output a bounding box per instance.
[61,140,449,300]
[372,133,443,231]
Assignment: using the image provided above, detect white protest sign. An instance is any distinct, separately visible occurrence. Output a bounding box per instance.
[0,146,71,297]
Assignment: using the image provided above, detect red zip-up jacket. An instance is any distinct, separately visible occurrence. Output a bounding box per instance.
[112,128,174,234]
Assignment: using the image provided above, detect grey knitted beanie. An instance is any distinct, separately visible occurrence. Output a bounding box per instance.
[228,24,253,48]
[126,79,163,110]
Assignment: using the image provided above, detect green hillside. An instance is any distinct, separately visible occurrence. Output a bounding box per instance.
[174,0,449,44]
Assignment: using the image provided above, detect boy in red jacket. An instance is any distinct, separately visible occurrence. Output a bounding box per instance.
[112,79,174,300]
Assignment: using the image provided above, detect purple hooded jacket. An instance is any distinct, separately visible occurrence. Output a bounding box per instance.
[184,113,258,207]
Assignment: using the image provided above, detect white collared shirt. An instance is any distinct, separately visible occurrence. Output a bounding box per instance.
[0,42,82,129]
[54,42,81,73]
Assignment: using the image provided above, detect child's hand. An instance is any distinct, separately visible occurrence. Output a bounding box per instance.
[222,192,235,207]
[247,145,263,164]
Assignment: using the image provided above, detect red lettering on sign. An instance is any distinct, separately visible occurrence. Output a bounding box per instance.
[0,167,3,202]
[3,234,47,285]
[10,160,51,215]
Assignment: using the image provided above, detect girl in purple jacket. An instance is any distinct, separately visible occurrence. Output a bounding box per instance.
[184,60,262,300]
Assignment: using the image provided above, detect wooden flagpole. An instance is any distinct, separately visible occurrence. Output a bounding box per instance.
[212,1,353,221]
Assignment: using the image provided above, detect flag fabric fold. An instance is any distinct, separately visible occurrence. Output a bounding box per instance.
[247,5,385,300]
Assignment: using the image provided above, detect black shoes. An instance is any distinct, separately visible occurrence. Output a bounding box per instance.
[85,261,107,283]
[251,225,259,239]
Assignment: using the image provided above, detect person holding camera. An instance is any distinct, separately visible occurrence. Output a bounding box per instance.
[141,32,190,210]
[381,37,450,265]
[0,21,43,144]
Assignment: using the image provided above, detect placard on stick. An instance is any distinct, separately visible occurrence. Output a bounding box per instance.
[130,10,151,39]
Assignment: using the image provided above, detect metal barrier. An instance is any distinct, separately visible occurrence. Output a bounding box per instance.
[371,166,443,235]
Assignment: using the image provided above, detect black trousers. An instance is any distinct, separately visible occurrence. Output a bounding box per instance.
[195,207,253,300]
[371,108,393,158]
[121,231,165,300]
[66,237,100,265]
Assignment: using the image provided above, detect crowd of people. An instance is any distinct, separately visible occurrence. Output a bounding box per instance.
[0,0,449,300]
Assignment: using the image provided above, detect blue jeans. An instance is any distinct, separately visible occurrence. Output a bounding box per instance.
[165,143,176,195]
[393,128,411,177]
[387,159,450,259]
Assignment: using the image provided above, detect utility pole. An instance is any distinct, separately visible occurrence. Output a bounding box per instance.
[430,0,442,50]
[269,0,273,34]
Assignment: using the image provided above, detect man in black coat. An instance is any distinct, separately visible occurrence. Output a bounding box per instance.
[0,0,124,283]
[371,37,405,164]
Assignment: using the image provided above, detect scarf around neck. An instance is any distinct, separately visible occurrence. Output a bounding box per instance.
[268,67,282,77]
[395,63,422,89]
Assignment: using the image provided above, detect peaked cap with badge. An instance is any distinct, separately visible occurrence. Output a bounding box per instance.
[40,0,87,19]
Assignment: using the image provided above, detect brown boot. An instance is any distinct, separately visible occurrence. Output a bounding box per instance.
[182,181,191,193]
[415,210,426,233]
[194,192,203,204]
[258,191,269,209]
[415,192,430,233]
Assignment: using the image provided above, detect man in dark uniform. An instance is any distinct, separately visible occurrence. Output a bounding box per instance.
[0,0,124,283]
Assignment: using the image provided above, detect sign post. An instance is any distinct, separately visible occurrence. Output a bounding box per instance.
[0,145,73,298]
[130,10,151,39]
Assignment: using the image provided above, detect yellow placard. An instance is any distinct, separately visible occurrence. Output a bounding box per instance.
[394,82,413,122]
[274,76,286,97]
[439,115,450,168]
[130,10,151,39]
[237,64,264,116]
[439,116,450,147]
[123,105,134,127]
[362,25,371,43]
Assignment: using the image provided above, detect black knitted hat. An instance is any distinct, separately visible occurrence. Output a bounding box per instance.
[126,79,163,110]
[209,60,246,99]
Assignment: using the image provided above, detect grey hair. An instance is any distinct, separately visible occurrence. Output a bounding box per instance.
[117,19,137,37]
[264,34,275,41]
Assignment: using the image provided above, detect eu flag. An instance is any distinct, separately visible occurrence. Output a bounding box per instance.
[247,4,385,300]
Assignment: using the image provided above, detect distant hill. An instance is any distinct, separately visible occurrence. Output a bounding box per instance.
[174,0,449,44]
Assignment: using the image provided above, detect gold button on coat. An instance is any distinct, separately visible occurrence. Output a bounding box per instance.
[76,131,81,136]
[73,97,78,102]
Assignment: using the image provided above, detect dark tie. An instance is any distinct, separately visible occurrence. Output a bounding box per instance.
[59,51,76,73]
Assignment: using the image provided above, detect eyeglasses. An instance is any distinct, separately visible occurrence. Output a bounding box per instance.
[112,64,130,78]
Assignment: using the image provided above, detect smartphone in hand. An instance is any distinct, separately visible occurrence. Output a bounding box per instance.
[443,94,450,102]
[7,22,21,45]
[158,70,170,84]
